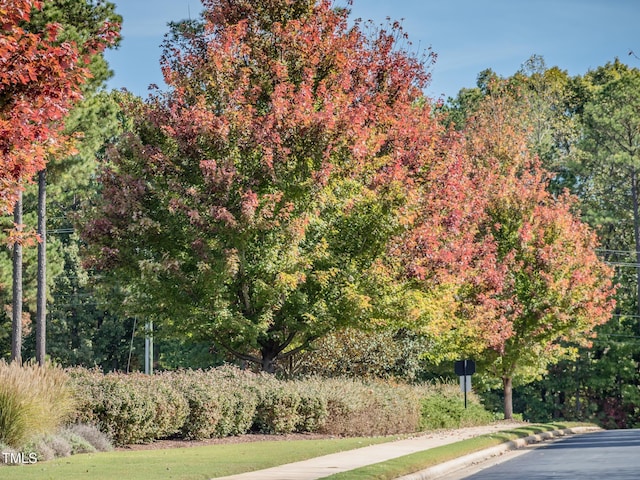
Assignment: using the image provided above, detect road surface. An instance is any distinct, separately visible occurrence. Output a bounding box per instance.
[445,429,640,479]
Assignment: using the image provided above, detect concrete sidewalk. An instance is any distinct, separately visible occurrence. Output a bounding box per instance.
[211,422,530,480]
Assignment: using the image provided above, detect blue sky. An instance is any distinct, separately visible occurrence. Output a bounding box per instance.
[104,0,639,100]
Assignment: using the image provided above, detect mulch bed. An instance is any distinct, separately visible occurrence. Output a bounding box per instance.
[117,433,337,451]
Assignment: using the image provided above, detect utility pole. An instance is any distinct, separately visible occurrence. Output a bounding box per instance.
[144,320,153,374]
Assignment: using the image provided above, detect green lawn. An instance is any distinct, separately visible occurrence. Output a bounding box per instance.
[0,423,595,480]
[0,436,398,480]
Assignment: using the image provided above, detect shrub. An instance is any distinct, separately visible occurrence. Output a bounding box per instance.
[40,434,72,458]
[170,370,224,440]
[68,366,495,445]
[223,389,259,436]
[146,375,190,439]
[0,442,18,465]
[12,424,113,465]
[295,385,328,432]
[22,437,56,462]
[253,379,302,434]
[163,367,259,440]
[419,383,494,430]
[319,378,422,436]
[207,367,259,437]
[68,370,188,445]
[0,361,75,448]
[204,365,259,436]
[65,424,113,452]
[59,430,96,454]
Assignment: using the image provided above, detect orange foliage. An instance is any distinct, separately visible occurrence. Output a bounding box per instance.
[0,0,118,213]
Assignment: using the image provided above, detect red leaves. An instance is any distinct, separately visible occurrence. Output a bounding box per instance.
[82,0,615,372]
[158,0,435,187]
[453,87,616,362]
[0,0,119,214]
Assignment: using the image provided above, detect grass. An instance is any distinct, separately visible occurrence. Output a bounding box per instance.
[0,361,74,448]
[323,423,593,479]
[0,435,399,480]
[0,422,596,480]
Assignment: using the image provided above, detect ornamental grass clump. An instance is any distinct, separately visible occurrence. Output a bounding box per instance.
[0,361,75,449]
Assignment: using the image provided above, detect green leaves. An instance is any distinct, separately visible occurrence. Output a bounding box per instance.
[82,0,444,371]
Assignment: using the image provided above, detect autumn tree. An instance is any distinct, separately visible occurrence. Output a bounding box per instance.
[0,0,118,362]
[0,0,116,212]
[461,87,616,419]
[82,0,444,372]
[444,56,576,190]
[443,57,638,424]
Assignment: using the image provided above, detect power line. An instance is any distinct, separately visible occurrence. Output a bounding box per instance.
[596,248,640,255]
[605,261,640,268]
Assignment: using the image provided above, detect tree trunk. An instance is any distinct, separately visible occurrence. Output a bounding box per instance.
[36,169,47,366]
[503,376,513,420]
[260,351,277,373]
[632,168,640,327]
[11,192,23,364]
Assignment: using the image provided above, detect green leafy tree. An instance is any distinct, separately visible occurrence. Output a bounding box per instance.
[82,0,445,372]
[574,61,640,319]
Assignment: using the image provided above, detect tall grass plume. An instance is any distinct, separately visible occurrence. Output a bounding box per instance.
[0,361,75,448]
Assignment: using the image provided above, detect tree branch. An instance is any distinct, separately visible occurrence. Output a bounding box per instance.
[278,333,320,360]
[216,339,261,364]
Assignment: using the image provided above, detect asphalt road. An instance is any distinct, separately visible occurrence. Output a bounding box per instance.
[451,429,640,480]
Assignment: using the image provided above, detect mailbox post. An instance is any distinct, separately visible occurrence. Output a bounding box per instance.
[454,359,476,408]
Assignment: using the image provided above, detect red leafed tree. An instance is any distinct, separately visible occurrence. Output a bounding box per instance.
[388,122,513,359]
[462,87,617,419]
[1,0,118,364]
[83,0,445,371]
[0,0,118,214]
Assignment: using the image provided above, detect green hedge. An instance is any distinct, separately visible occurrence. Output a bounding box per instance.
[68,366,493,445]
[68,370,188,445]
[166,368,258,440]
[419,385,494,430]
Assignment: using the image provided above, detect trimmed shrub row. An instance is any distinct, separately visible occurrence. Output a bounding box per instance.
[68,366,492,446]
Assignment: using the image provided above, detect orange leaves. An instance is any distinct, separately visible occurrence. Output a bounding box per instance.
[3,222,38,247]
[393,73,617,370]
[448,83,618,379]
[158,0,436,188]
[0,0,39,29]
[0,0,118,214]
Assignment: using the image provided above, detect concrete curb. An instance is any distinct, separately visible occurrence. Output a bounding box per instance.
[395,426,601,480]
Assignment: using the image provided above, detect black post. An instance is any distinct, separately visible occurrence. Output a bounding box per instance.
[455,359,476,409]
[464,380,467,409]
